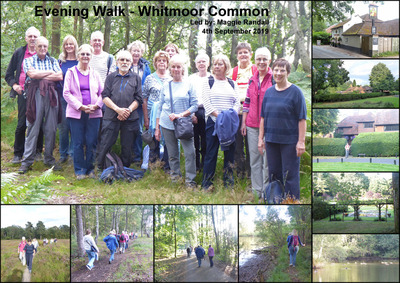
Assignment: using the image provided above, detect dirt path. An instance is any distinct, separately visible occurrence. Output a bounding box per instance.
[182,255,236,282]
[287,266,301,282]
[22,268,30,282]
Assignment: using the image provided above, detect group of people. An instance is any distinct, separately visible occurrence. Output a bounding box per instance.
[187,244,215,268]
[18,237,39,274]
[7,26,307,200]
[83,228,136,271]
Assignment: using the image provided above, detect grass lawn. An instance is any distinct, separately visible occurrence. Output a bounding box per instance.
[313,218,395,233]
[313,162,399,172]
[313,96,399,108]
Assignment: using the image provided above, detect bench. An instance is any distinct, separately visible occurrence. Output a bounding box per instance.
[358,154,366,157]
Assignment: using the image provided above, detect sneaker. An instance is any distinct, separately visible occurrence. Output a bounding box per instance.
[86,264,92,270]
[35,152,43,161]
[11,156,22,164]
[29,269,31,273]
[109,260,111,264]
[76,175,86,180]
[18,164,30,174]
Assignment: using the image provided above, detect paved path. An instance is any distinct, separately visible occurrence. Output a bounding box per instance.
[313,157,399,165]
[313,45,370,58]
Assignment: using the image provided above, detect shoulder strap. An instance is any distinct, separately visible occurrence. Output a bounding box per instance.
[111,152,128,179]
[232,66,238,81]
[106,152,119,176]
[107,54,113,76]
[227,78,235,89]
[251,64,257,75]
[208,75,215,89]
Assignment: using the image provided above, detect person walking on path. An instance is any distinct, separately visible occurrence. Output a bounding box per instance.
[83,229,99,270]
[287,229,305,267]
[32,238,39,255]
[103,230,119,264]
[208,245,215,267]
[23,238,36,274]
[195,245,205,267]
[18,237,27,266]
[187,247,191,258]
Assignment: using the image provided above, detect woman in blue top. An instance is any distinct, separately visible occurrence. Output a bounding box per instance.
[103,230,119,264]
[258,58,307,200]
[23,238,36,273]
[287,229,305,267]
[155,54,198,187]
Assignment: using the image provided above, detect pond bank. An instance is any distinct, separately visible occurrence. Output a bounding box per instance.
[239,246,279,282]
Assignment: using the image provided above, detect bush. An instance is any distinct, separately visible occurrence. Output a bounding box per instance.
[313,197,331,220]
[312,31,331,45]
[351,132,399,157]
[313,91,394,103]
[313,138,347,156]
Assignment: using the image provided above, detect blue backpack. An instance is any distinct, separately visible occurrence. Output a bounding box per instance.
[263,172,288,204]
[100,152,144,184]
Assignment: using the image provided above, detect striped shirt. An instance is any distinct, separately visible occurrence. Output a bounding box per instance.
[157,80,198,130]
[89,51,116,86]
[188,72,210,106]
[202,76,240,122]
[23,54,61,78]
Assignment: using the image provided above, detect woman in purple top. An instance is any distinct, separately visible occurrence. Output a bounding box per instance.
[63,44,103,179]
[208,244,215,267]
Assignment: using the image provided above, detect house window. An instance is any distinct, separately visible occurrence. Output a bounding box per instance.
[337,128,344,133]
[364,123,373,128]
[384,125,399,131]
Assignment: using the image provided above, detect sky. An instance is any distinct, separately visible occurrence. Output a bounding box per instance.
[342,60,399,86]
[1,205,70,228]
[239,205,291,234]
[345,1,399,21]
[337,109,399,122]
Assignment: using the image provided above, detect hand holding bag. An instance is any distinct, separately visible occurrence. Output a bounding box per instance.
[169,81,194,140]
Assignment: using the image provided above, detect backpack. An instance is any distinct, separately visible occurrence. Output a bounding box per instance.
[208,76,235,89]
[106,54,113,76]
[100,152,144,184]
[292,235,299,247]
[263,172,288,204]
[232,65,257,81]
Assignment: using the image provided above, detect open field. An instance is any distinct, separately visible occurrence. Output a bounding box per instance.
[313,96,399,108]
[1,239,70,282]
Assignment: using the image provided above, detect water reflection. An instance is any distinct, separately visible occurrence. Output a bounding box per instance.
[313,261,399,282]
[239,236,265,267]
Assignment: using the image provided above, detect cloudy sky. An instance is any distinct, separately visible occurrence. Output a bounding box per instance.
[342,60,399,86]
[345,1,399,21]
[1,205,70,228]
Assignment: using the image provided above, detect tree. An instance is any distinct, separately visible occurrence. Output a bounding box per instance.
[25,222,34,239]
[312,109,339,135]
[211,205,220,254]
[313,60,349,95]
[51,1,61,56]
[312,1,354,23]
[352,79,357,87]
[75,205,85,257]
[35,221,46,240]
[369,63,396,92]
[95,205,99,244]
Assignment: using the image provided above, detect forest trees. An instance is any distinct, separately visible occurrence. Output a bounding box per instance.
[1,221,70,240]
[313,60,350,95]
[155,205,238,266]
[312,109,339,135]
[72,205,153,257]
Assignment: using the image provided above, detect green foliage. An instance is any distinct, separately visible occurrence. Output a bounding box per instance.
[312,31,331,44]
[313,60,349,95]
[313,138,347,156]
[312,1,353,22]
[312,109,339,135]
[313,19,327,33]
[314,91,398,103]
[313,197,331,221]
[255,207,286,247]
[1,168,64,204]
[369,63,397,92]
[372,51,400,58]
[351,132,399,157]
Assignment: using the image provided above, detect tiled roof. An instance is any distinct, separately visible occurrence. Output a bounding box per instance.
[342,18,399,36]
[375,109,399,125]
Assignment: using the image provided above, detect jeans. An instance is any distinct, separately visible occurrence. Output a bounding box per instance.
[209,256,214,267]
[202,117,235,189]
[59,96,73,159]
[197,257,202,267]
[26,253,33,271]
[289,246,297,266]
[132,105,143,162]
[68,114,100,175]
[86,250,96,268]
[265,142,300,200]
[110,249,116,262]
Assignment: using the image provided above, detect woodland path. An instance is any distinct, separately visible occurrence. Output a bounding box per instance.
[171,254,236,282]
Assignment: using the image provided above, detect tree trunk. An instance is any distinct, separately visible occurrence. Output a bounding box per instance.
[42,1,46,38]
[125,205,128,232]
[393,173,399,233]
[205,1,214,64]
[75,205,85,257]
[116,207,120,233]
[104,206,106,233]
[211,205,220,254]
[78,1,84,45]
[188,15,199,74]
[141,205,145,237]
[124,1,130,49]
[287,1,311,73]
[112,206,116,231]
[82,205,86,232]
[174,206,177,258]
[51,1,61,57]
[95,205,99,244]
[103,0,112,53]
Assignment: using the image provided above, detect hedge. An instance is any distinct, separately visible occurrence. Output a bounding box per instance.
[313,197,331,220]
[313,91,398,103]
[350,132,399,157]
[313,138,347,156]
[312,31,331,45]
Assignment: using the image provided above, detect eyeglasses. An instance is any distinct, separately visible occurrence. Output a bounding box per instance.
[119,58,131,62]
[80,53,91,57]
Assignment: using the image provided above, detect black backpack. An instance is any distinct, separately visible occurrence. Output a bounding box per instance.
[100,152,144,184]
[208,76,235,89]
[263,172,288,204]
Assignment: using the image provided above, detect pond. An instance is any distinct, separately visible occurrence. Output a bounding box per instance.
[313,261,399,282]
[239,236,265,267]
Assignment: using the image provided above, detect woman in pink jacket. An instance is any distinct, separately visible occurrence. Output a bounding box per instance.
[241,47,273,199]
[63,44,103,179]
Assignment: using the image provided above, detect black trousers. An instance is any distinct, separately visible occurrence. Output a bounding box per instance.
[14,93,43,157]
[97,119,139,169]
[193,107,206,170]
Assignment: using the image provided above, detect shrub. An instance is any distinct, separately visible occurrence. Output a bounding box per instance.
[351,132,399,157]
[313,138,347,156]
[313,91,394,103]
[313,197,331,220]
[312,31,331,45]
